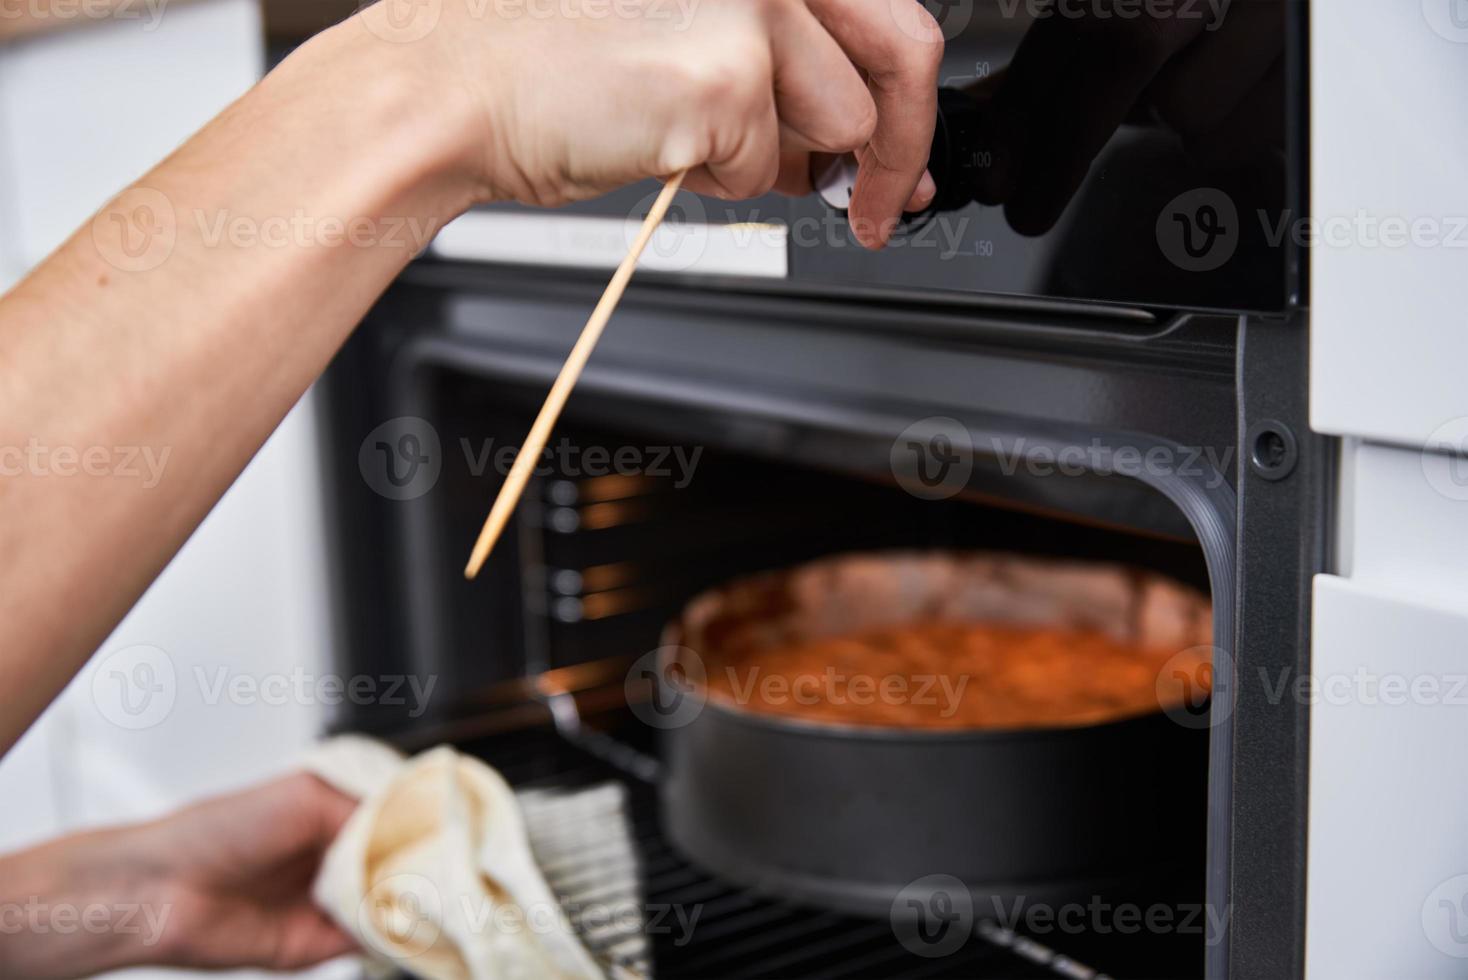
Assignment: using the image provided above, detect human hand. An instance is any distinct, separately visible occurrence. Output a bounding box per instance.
[346,0,945,247]
[133,772,360,970]
[0,773,358,978]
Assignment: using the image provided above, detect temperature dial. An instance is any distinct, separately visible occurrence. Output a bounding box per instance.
[814,87,989,227]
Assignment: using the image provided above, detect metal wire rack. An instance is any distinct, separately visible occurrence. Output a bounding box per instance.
[453,723,1132,980]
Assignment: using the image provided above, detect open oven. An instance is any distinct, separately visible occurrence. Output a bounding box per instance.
[312,1,1324,977]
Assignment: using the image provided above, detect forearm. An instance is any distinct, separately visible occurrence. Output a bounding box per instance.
[0,826,171,978]
[0,18,477,754]
[0,0,942,759]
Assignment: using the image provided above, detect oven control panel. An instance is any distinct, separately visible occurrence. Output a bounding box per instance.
[432,4,1295,315]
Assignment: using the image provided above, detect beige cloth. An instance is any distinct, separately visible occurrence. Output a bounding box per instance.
[305,737,605,980]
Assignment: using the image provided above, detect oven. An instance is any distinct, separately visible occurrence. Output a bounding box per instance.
[313,1,1323,977]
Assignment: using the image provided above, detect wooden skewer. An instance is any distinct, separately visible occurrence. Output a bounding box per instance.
[464,171,688,580]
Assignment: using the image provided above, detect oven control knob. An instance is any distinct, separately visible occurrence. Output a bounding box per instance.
[812,87,988,224]
[813,153,862,213]
[925,86,988,214]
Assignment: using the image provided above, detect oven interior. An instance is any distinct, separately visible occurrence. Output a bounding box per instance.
[328,355,1219,979]
[268,0,1309,969]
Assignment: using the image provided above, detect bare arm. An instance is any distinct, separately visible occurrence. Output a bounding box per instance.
[0,21,473,753]
[0,0,942,756]
[0,774,358,978]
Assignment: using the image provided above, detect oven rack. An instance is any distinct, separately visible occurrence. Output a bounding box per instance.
[440,721,1114,980]
[364,658,1202,978]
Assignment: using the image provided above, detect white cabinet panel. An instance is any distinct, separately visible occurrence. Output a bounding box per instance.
[0,0,263,284]
[1310,0,1468,448]
[1307,577,1468,978]
[1308,436,1468,977]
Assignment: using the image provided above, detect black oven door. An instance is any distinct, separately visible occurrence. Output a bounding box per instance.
[789,0,1298,313]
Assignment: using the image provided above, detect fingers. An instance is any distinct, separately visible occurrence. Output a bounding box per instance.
[766,0,877,155]
[905,170,937,212]
[775,148,816,196]
[659,21,783,201]
[685,0,878,202]
[232,772,359,862]
[682,90,782,200]
[303,773,360,842]
[659,0,940,243]
[269,904,359,971]
[806,0,944,248]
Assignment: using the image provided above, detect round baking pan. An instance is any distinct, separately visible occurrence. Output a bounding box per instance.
[658,551,1212,917]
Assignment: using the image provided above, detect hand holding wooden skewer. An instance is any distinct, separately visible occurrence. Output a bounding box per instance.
[464,171,688,580]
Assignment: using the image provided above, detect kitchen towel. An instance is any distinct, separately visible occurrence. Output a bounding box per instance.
[304,736,647,980]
